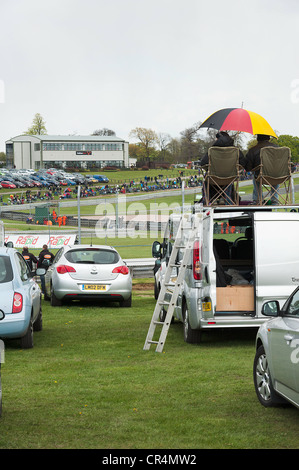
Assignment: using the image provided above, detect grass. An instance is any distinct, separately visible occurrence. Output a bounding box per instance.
[0,282,299,449]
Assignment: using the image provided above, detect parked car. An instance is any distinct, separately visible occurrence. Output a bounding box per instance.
[253,287,299,408]
[44,245,132,307]
[0,180,16,189]
[93,174,109,183]
[0,247,45,349]
[0,309,4,417]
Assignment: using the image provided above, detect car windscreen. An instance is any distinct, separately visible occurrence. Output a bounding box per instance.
[65,249,119,265]
[0,256,13,283]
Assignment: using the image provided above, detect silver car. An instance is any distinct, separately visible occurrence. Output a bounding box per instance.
[254,287,299,408]
[45,245,132,307]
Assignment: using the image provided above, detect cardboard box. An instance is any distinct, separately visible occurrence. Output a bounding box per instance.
[216,285,254,312]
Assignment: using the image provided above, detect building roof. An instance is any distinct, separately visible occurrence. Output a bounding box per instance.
[7,134,127,143]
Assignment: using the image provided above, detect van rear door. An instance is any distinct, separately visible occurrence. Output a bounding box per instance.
[201,210,216,309]
[254,211,299,312]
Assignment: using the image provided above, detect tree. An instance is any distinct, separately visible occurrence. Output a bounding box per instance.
[92,128,116,136]
[275,134,299,162]
[157,133,171,161]
[129,127,158,160]
[25,113,47,135]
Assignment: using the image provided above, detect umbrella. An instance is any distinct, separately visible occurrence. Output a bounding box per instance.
[199,108,277,138]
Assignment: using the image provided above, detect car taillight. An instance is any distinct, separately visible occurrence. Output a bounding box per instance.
[193,240,202,280]
[112,265,129,275]
[56,265,76,274]
[12,292,23,313]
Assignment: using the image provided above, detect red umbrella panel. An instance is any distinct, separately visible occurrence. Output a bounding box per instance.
[199,108,277,138]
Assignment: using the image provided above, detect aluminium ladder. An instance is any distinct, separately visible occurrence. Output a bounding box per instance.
[143,207,203,353]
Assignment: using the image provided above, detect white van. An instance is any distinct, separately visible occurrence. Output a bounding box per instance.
[152,206,299,343]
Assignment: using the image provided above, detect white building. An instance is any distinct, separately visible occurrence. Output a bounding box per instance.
[5,134,129,170]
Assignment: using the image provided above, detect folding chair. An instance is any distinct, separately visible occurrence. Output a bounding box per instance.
[254,147,292,205]
[203,146,241,205]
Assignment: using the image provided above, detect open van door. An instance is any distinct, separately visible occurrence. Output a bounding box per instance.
[201,210,216,311]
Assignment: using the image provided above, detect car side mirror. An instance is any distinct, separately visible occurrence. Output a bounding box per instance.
[261,300,280,317]
[152,241,161,258]
[0,310,5,321]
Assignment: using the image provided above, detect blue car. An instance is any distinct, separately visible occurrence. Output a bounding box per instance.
[0,310,4,417]
[0,247,45,349]
[93,175,109,183]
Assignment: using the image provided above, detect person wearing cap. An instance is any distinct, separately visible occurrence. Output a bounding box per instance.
[22,247,38,271]
[245,134,279,204]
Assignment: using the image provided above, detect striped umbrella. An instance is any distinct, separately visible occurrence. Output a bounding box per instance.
[199,108,277,138]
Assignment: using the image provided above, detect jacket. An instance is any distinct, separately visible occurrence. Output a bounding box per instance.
[22,251,38,270]
[37,249,55,269]
[245,140,278,175]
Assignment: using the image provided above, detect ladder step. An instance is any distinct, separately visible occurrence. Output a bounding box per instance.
[153,321,164,325]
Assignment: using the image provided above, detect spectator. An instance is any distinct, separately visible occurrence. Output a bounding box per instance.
[22,247,38,271]
[245,134,279,204]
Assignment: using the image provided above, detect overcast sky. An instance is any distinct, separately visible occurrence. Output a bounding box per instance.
[0,0,298,152]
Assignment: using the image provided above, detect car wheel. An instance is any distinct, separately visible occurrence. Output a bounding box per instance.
[51,287,62,307]
[182,301,201,344]
[119,295,132,308]
[33,305,43,332]
[253,345,286,407]
[20,318,34,349]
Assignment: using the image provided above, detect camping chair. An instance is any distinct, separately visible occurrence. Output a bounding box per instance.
[203,147,241,206]
[254,147,292,205]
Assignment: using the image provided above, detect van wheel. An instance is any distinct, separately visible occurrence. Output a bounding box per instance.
[182,302,201,344]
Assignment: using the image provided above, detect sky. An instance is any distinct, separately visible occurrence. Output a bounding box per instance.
[0,0,299,152]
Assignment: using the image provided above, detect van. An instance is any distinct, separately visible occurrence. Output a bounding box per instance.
[152,206,299,343]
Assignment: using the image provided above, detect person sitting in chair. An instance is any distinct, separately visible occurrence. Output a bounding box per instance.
[245,134,279,205]
[200,131,246,204]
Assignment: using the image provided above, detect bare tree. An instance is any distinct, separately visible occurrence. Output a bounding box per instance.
[157,132,171,160]
[92,128,116,136]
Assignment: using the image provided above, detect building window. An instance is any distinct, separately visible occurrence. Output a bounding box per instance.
[63,143,83,151]
[34,143,40,151]
[43,143,63,151]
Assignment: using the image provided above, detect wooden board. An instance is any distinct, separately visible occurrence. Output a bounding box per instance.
[216,285,254,312]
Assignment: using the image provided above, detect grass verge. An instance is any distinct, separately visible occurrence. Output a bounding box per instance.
[0,281,298,449]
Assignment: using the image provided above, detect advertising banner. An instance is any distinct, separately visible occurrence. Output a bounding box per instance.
[5,234,76,248]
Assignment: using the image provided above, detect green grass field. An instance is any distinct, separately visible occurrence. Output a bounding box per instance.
[1,285,299,449]
[1,182,299,449]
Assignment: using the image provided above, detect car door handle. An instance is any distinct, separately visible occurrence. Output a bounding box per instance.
[284,334,294,343]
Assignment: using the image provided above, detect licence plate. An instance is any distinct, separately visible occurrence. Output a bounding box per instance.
[82,284,107,291]
[202,301,211,311]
